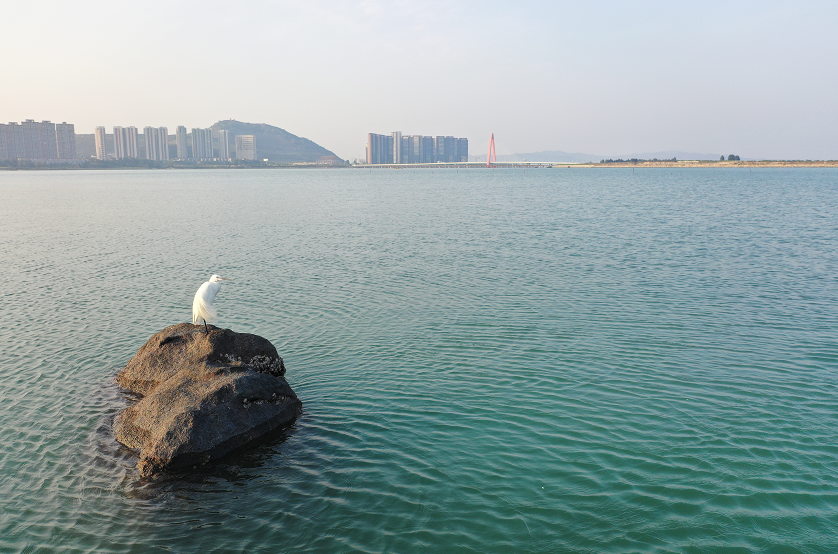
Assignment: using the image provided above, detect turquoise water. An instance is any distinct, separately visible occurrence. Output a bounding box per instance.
[1,168,836,553]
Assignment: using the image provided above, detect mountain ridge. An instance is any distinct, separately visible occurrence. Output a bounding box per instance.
[212,120,338,163]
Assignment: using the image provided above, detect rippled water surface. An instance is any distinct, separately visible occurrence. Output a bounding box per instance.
[1,168,837,553]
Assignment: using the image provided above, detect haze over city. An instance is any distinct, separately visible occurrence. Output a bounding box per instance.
[2,0,836,160]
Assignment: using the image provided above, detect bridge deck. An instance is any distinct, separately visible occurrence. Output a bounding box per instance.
[352,161,572,169]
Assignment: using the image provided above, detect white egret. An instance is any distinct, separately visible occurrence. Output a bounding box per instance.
[192,274,232,333]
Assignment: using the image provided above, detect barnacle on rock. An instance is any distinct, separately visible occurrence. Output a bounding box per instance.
[223,353,243,364]
[249,355,285,376]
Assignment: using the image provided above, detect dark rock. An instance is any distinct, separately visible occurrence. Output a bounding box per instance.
[116,323,286,395]
[113,323,301,477]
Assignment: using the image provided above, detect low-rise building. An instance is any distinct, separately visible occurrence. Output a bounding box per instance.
[316,155,343,166]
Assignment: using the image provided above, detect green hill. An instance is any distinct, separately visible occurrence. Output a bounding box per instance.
[212,120,338,163]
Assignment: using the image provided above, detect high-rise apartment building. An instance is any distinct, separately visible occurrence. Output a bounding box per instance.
[1,120,80,161]
[128,126,140,158]
[22,120,40,159]
[423,136,435,163]
[113,126,139,159]
[144,127,168,160]
[366,133,394,164]
[458,138,468,162]
[435,136,447,162]
[235,135,256,160]
[142,126,154,160]
[0,124,8,160]
[159,127,169,160]
[113,127,125,159]
[365,132,467,164]
[94,126,107,159]
[0,124,10,160]
[408,135,426,163]
[55,122,76,159]
[191,128,213,159]
[41,120,58,159]
[400,136,409,163]
[392,131,402,165]
[175,126,188,159]
[217,130,231,160]
[0,123,25,159]
[433,136,467,163]
[21,120,57,159]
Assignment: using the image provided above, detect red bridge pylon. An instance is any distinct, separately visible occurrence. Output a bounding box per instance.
[487,133,497,167]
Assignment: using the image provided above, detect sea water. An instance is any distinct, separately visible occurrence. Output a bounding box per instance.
[0,168,836,553]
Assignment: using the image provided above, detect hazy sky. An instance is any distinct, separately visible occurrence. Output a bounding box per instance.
[2,0,836,160]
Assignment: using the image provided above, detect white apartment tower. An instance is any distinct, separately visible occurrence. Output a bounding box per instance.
[143,127,156,160]
[144,127,169,160]
[175,126,188,159]
[94,126,107,159]
[113,126,125,159]
[113,126,138,159]
[235,135,256,160]
[217,130,231,160]
[191,128,213,159]
[125,125,140,158]
[158,127,169,160]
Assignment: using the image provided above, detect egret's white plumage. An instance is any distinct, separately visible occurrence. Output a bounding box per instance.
[192,274,230,328]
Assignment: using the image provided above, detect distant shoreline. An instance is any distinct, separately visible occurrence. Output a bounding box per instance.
[577,160,838,168]
[353,160,838,169]
[0,162,346,171]
[1,160,836,171]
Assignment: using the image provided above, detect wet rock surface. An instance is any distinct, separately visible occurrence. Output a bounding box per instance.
[113,323,302,477]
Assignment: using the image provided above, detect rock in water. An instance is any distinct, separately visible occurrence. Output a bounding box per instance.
[113,323,302,477]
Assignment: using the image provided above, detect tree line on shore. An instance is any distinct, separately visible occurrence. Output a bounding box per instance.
[599,155,742,163]
[599,157,678,163]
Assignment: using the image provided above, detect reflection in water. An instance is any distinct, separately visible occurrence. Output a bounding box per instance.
[84,374,300,500]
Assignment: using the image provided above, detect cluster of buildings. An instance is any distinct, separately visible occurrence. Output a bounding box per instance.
[0,120,76,161]
[0,119,259,162]
[94,126,255,161]
[366,132,468,165]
